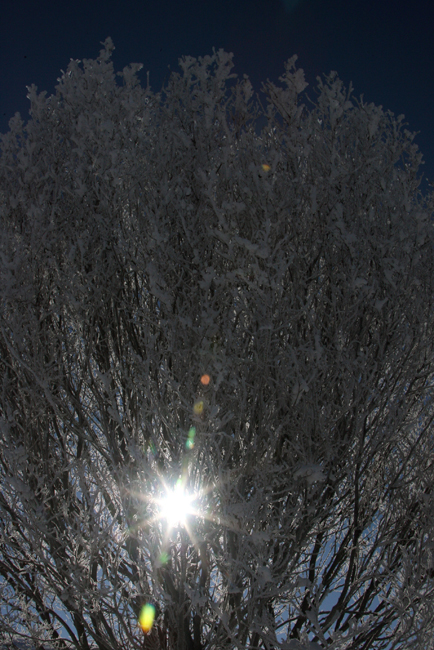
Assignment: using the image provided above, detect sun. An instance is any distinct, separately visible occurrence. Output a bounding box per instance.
[158,480,196,528]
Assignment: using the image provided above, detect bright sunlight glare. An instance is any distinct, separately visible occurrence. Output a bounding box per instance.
[159,481,196,528]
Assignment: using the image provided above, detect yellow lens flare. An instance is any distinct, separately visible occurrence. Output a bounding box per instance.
[193,400,204,415]
[139,604,155,633]
[261,163,271,172]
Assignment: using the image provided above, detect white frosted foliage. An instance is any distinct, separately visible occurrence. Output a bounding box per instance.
[0,37,433,650]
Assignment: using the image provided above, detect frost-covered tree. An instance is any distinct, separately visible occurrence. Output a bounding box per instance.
[1,38,434,650]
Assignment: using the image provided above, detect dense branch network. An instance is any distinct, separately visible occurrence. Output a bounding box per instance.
[0,38,433,650]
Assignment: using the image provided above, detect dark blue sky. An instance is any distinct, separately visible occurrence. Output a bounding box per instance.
[1,0,434,187]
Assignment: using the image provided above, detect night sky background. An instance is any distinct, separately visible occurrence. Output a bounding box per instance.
[1,0,434,191]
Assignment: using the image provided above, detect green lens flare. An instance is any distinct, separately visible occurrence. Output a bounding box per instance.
[186,426,196,449]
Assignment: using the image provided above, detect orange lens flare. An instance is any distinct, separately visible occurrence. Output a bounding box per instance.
[139,604,155,633]
[200,374,210,385]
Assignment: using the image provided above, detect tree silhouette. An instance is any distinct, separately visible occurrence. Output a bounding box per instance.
[0,38,433,650]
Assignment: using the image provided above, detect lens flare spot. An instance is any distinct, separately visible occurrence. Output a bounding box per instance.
[193,400,204,415]
[158,552,169,566]
[200,374,211,385]
[139,604,155,633]
[186,426,196,450]
[262,163,271,172]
